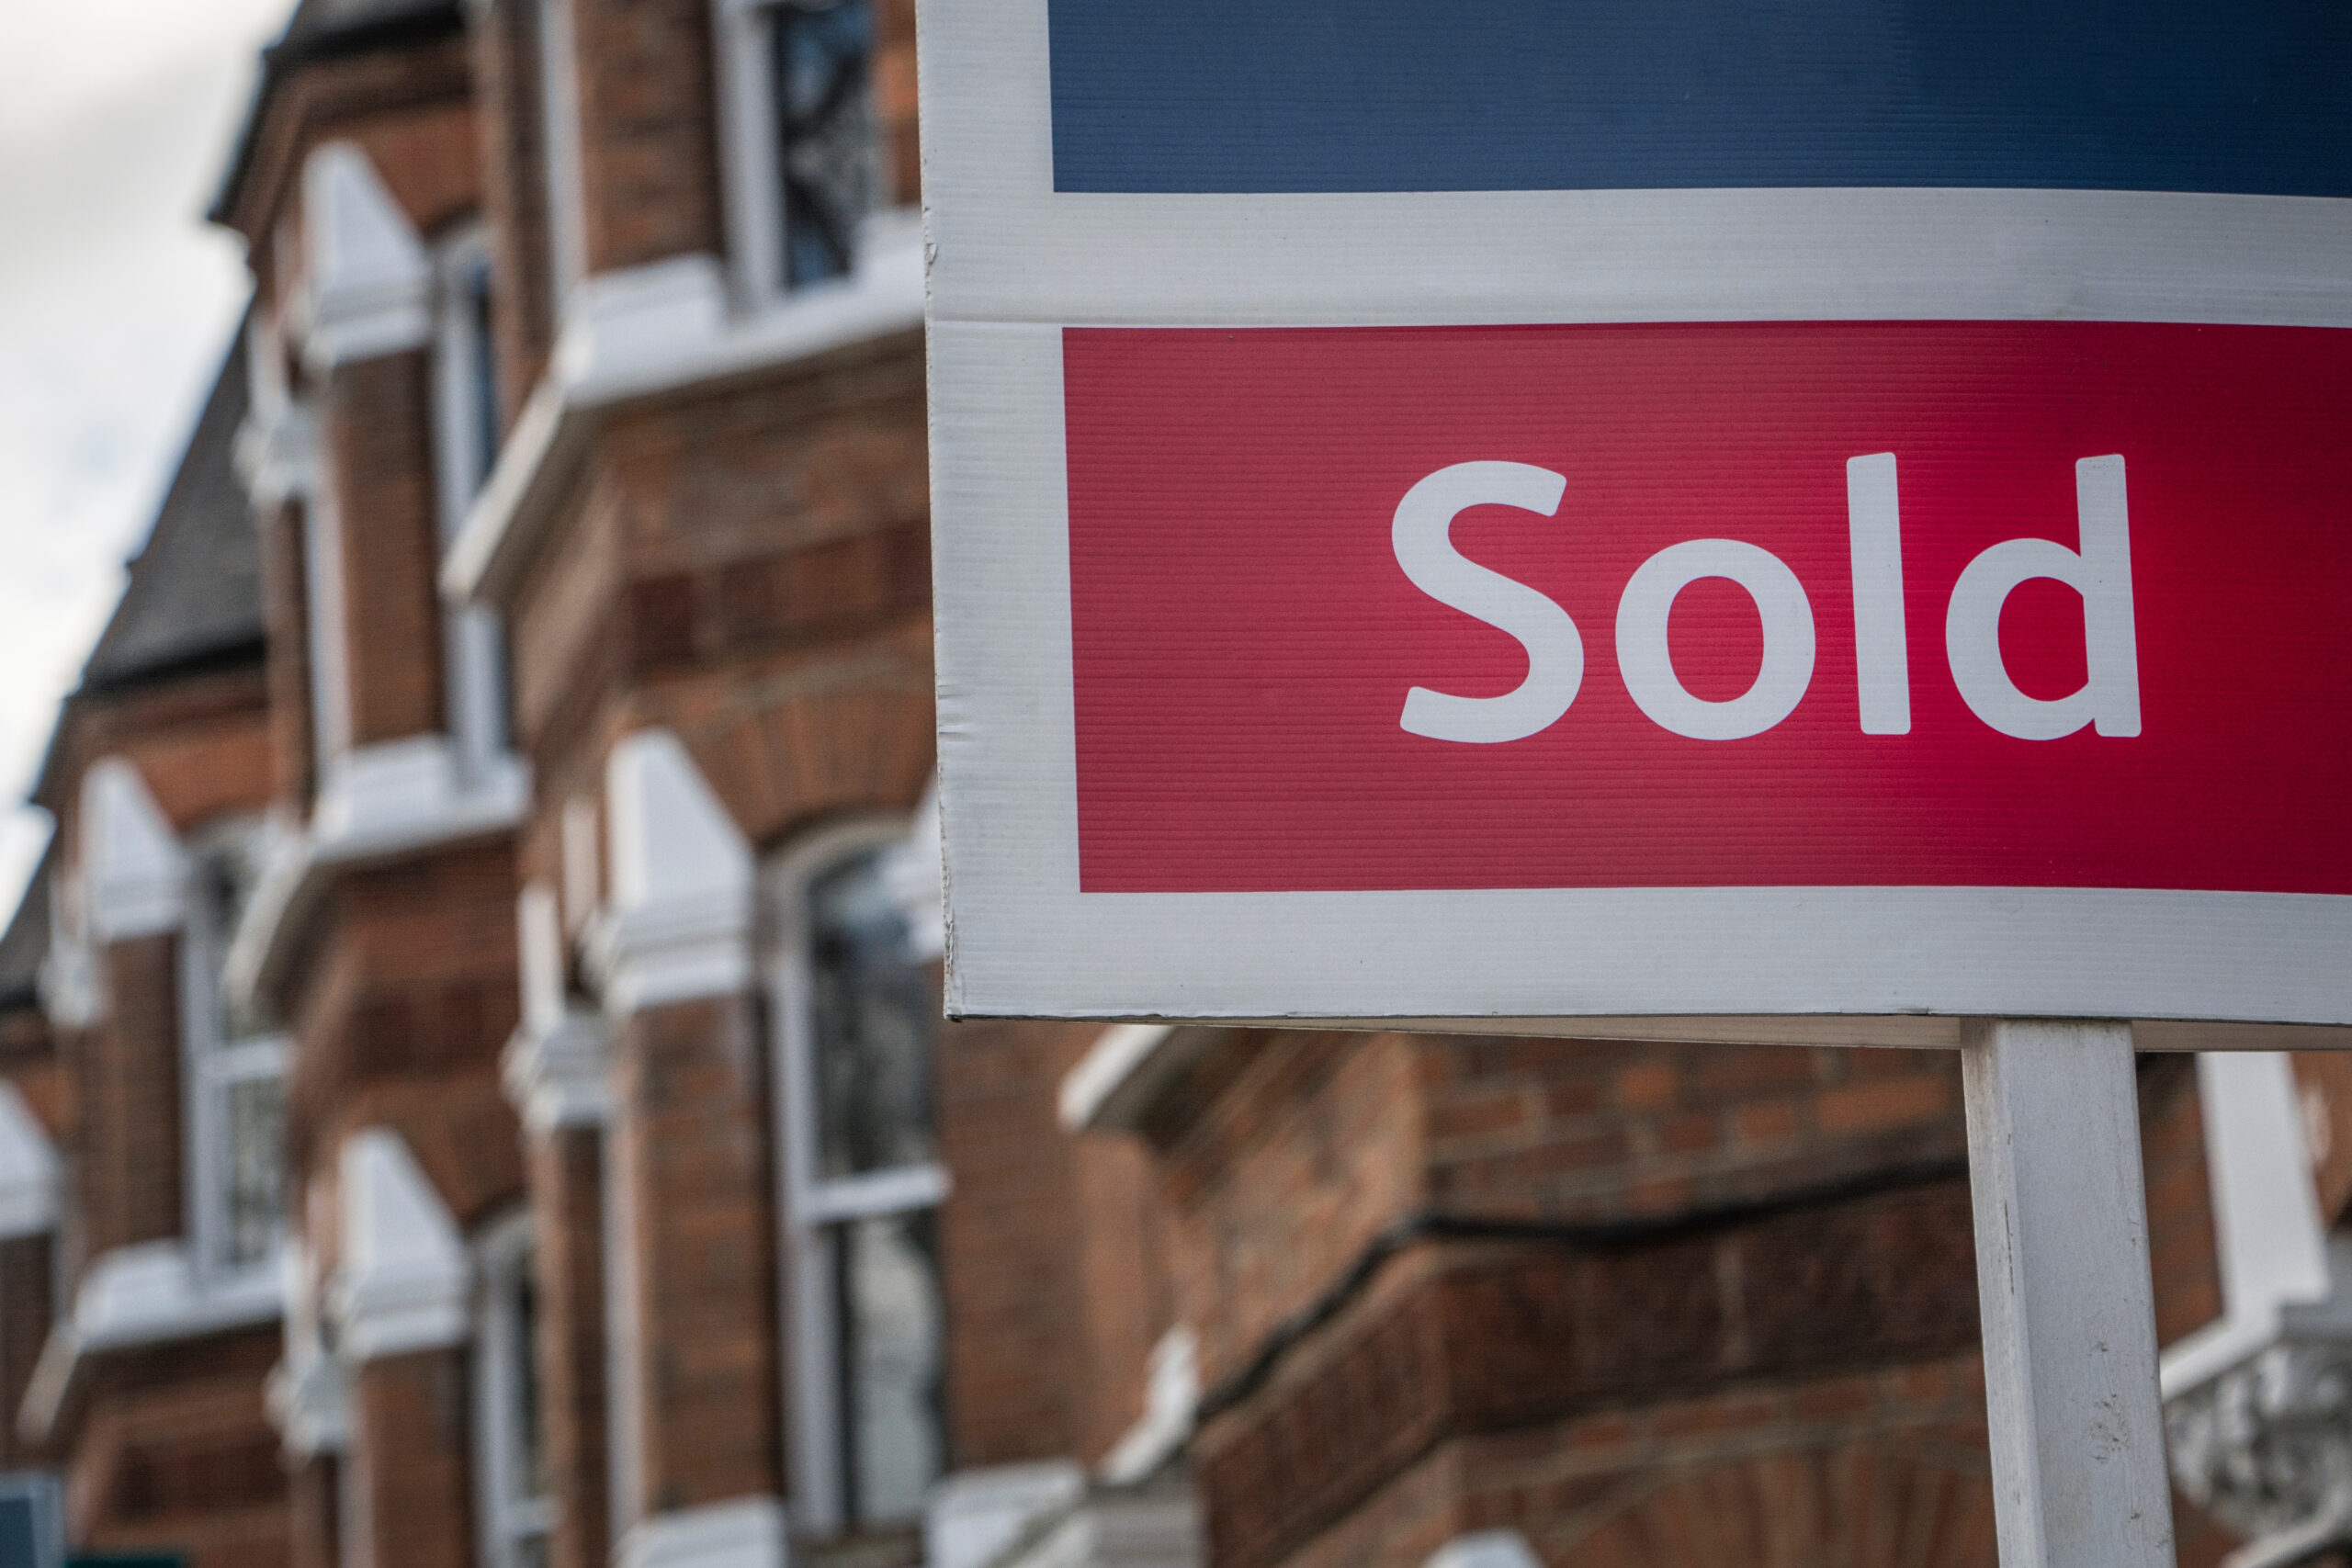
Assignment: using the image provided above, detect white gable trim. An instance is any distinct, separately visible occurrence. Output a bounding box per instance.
[82,759,188,944]
[333,1128,470,1360]
[588,730,754,1015]
[300,141,434,373]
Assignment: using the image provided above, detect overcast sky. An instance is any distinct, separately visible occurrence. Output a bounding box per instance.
[0,0,293,916]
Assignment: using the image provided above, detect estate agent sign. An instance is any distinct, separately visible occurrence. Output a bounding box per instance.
[922,0,2352,1038]
[920,5,2352,1565]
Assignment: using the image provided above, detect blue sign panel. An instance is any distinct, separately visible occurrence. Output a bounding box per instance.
[1048,0,2352,196]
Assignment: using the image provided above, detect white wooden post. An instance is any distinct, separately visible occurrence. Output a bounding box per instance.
[1962,1019,2176,1568]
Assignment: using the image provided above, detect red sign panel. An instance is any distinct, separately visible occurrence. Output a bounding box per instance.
[1067,321,2352,895]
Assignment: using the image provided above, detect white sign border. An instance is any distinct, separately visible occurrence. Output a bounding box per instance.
[921,0,2352,1033]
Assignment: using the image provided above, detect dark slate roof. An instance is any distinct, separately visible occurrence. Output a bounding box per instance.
[209,0,465,225]
[0,843,51,1012]
[281,0,456,46]
[80,335,265,694]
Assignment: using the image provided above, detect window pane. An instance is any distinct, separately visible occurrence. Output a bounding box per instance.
[808,849,935,1180]
[220,1073,285,1269]
[198,840,276,1043]
[835,1211,945,1526]
[508,1257,548,1504]
[464,253,500,494]
[771,0,875,288]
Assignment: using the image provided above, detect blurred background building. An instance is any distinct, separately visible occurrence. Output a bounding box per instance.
[0,2,2343,1566]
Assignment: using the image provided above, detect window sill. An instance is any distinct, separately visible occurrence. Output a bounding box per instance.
[441,211,926,609]
[225,738,529,1009]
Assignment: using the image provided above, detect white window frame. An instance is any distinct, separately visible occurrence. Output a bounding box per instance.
[538,0,589,299]
[474,1209,556,1568]
[713,0,896,308]
[431,222,514,785]
[765,817,951,1541]
[178,818,288,1287]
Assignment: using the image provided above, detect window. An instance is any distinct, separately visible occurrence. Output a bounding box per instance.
[475,1214,554,1568]
[717,0,886,302]
[772,0,876,289]
[770,826,949,1539]
[181,822,287,1279]
[431,225,514,782]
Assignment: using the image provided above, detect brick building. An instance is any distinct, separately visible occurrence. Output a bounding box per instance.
[1,1,2347,1566]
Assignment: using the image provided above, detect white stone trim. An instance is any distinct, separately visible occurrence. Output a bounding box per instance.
[39,871,97,1031]
[1099,1327,1197,1486]
[587,730,753,1015]
[440,224,924,608]
[503,884,613,1132]
[234,399,318,515]
[333,1128,470,1360]
[268,1239,351,1458]
[0,1083,60,1239]
[266,1348,352,1459]
[1423,1534,1544,1568]
[503,1011,613,1134]
[1059,1026,1225,1135]
[81,759,188,943]
[616,1496,787,1568]
[990,1486,1204,1568]
[927,1462,1085,1568]
[2161,1054,2332,1395]
[299,142,434,374]
[313,735,530,859]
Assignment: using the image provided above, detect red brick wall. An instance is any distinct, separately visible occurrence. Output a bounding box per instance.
[610,994,782,1516]
[1068,1130,1179,1467]
[287,1455,340,1568]
[570,0,725,273]
[348,1348,476,1568]
[531,1125,612,1568]
[79,934,185,1260]
[261,497,319,807]
[473,0,560,421]
[935,1018,1099,1468]
[225,40,476,265]
[283,842,522,1197]
[71,1329,290,1568]
[319,349,446,749]
[2295,1051,2352,1226]
[2141,1055,2224,1348]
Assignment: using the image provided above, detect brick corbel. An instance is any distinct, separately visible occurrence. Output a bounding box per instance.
[586,730,754,1016]
[298,141,434,374]
[81,758,188,945]
[332,1128,470,1360]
